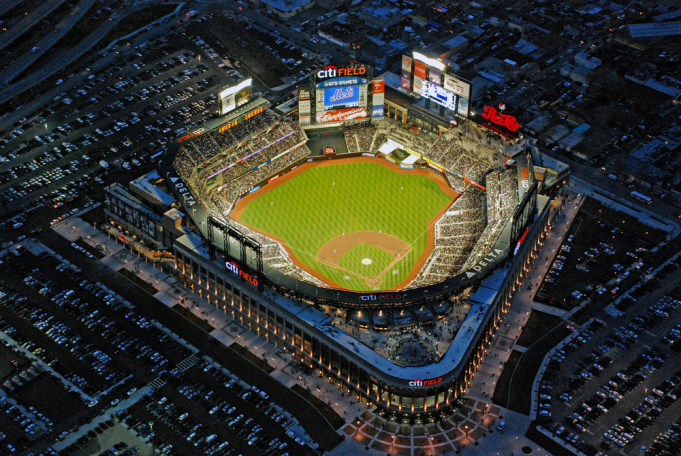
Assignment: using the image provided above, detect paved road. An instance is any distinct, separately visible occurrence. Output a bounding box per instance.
[0,0,68,53]
[0,0,25,16]
[0,0,96,85]
[547,150,681,220]
[0,0,178,106]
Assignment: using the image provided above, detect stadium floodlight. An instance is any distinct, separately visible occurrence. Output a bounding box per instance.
[219,78,253,99]
[413,52,444,71]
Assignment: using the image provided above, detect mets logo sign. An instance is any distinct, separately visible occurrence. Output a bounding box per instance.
[328,87,355,103]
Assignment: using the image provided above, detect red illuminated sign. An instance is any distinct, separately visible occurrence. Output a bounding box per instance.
[324,146,336,154]
[225,261,259,287]
[413,61,427,79]
[317,65,367,80]
[514,227,530,255]
[176,128,205,143]
[316,107,367,123]
[481,106,519,131]
[372,79,385,94]
[409,377,443,387]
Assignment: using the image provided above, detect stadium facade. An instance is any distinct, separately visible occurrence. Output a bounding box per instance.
[158,70,555,416]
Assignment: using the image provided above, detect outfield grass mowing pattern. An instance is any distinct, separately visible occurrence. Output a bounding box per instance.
[237,161,454,291]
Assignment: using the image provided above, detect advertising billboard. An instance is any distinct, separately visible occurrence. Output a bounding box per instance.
[422,80,457,111]
[443,74,471,99]
[316,107,368,123]
[429,68,442,86]
[414,61,427,79]
[316,89,325,112]
[323,86,359,110]
[316,76,367,89]
[299,100,310,114]
[359,84,367,107]
[413,76,423,95]
[299,89,310,100]
[372,78,385,107]
[413,51,445,71]
[457,97,469,117]
[401,69,411,90]
[316,64,368,82]
[401,55,412,72]
[219,78,252,115]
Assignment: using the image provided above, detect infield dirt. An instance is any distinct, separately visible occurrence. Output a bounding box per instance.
[230,157,459,291]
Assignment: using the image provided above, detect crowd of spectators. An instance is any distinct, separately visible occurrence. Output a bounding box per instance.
[385,123,437,154]
[173,110,280,183]
[174,113,522,291]
[485,169,518,227]
[405,189,487,288]
[344,125,380,153]
[426,137,490,183]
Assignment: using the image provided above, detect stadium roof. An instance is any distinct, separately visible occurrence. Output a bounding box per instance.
[627,21,681,38]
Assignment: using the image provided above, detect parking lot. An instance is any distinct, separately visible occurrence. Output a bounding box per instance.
[536,266,681,455]
[0,234,329,455]
[534,196,665,311]
[0,28,235,225]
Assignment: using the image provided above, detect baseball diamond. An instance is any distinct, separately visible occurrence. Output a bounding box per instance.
[230,158,458,291]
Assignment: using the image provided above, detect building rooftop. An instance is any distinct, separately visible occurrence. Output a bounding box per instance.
[130,170,177,208]
[627,21,681,38]
[106,183,161,220]
[257,0,312,13]
[165,208,184,221]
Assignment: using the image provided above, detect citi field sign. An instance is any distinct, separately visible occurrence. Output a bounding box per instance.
[225,261,259,287]
[317,64,367,81]
[409,377,443,387]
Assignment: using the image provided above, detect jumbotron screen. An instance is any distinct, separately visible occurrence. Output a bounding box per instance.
[323,85,359,110]
[220,79,252,115]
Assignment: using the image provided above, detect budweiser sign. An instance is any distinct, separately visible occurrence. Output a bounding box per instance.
[317,107,367,123]
[328,87,355,103]
[481,106,519,131]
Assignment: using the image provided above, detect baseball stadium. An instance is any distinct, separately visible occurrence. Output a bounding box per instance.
[161,63,553,418]
[170,112,526,297]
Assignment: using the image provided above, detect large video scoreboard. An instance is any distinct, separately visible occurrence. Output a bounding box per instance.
[401,52,472,118]
[299,62,384,125]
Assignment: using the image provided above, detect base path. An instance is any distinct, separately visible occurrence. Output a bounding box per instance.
[316,231,412,286]
[231,156,460,291]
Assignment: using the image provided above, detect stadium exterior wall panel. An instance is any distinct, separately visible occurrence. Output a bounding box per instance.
[171,193,551,413]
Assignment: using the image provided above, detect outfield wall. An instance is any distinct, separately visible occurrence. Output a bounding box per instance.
[163,121,538,308]
[229,151,453,218]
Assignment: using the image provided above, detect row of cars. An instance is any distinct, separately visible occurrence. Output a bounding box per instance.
[0,395,51,451]
[601,363,680,450]
[542,289,681,454]
[0,40,222,213]
[169,365,300,455]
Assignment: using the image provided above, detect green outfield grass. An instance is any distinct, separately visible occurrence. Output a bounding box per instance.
[237,161,454,291]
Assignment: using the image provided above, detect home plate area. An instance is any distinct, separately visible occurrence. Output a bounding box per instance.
[316,231,412,287]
